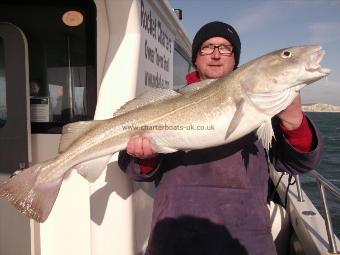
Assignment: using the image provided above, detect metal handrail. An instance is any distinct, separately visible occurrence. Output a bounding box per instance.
[295,175,304,202]
[310,170,340,199]
[295,170,340,254]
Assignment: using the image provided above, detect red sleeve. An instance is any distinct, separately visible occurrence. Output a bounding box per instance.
[280,114,313,152]
[185,71,201,84]
[136,156,160,174]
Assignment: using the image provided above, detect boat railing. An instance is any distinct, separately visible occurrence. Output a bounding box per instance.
[295,170,340,254]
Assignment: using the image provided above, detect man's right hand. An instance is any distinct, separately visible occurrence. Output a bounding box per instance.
[126,136,158,159]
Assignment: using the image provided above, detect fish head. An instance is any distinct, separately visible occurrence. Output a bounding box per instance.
[241,45,330,93]
[238,45,331,114]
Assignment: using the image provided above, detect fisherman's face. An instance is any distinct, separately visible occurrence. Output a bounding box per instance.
[195,37,236,80]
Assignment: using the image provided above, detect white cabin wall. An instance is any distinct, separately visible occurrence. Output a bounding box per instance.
[94,0,109,95]
[90,1,192,254]
[90,0,141,254]
[33,137,91,255]
[30,134,60,164]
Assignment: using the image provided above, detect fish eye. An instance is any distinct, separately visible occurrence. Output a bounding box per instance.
[281,50,292,58]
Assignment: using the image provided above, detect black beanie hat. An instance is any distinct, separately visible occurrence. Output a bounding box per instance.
[192,21,241,69]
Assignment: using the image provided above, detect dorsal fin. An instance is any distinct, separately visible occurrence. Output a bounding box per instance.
[113,88,180,117]
[178,79,216,95]
[59,120,103,153]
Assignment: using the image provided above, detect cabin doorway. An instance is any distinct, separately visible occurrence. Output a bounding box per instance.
[0,22,30,175]
[0,22,31,255]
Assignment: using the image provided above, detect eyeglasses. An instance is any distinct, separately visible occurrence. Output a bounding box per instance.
[200,44,234,56]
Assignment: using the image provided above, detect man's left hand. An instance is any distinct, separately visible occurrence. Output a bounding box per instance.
[277,95,304,130]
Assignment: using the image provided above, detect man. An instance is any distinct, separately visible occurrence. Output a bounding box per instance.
[119,21,323,255]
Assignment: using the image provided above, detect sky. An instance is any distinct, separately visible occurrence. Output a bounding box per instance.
[168,0,340,105]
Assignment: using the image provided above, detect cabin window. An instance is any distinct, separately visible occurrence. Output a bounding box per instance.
[0,37,6,128]
[0,0,97,133]
[173,44,192,90]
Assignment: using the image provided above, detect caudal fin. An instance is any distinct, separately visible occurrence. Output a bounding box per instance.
[0,164,63,222]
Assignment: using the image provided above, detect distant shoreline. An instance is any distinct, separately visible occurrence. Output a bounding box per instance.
[302,103,340,113]
[304,110,340,113]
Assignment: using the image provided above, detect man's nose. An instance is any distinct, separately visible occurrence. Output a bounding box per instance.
[211,48,221,59]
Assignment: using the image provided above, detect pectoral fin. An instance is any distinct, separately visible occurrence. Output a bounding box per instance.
[256,119,275,150]
[75,155,112,182]
[225,99,245,139]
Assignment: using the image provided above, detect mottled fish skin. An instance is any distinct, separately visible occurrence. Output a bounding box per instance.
[0,45,330,222]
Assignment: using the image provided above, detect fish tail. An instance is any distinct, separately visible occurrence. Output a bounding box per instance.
[0,164,63,222]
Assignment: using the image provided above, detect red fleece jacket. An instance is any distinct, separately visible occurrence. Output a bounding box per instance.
[138,71,313,174]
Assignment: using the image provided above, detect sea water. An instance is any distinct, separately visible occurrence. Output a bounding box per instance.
[302,112,340,237]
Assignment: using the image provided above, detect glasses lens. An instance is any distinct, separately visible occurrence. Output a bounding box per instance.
[219,45,233,55]
[200,45,214,55]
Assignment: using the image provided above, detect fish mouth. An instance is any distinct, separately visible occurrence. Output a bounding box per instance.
[305,47,331,75]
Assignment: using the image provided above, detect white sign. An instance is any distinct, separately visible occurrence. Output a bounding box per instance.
[30,96,50,122]
[138,0,174,93]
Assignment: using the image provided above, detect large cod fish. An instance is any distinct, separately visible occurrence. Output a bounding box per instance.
[0,45,330,222]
